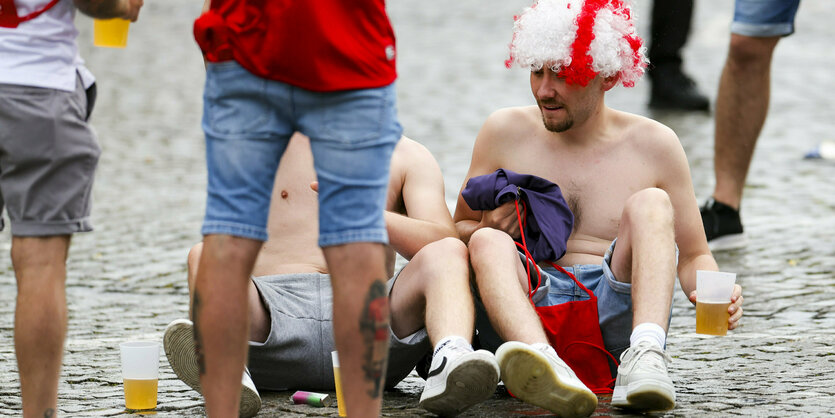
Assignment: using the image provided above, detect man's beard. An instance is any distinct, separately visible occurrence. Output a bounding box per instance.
[542,113,573,132]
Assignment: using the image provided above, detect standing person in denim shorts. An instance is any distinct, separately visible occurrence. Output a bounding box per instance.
[191,1,402,417]
[453,0,744,415]
[0,0,142,416]
[164,133,502,417]
[700,0,802,250]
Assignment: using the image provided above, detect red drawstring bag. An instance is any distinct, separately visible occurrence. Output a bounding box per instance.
[514,200,617,394]
[0,0,62,28]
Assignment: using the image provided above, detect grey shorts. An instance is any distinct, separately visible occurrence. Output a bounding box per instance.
[0,75,100,236]
[247,269,430,391]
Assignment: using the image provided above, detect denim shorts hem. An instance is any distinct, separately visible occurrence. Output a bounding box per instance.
[202,221,268,242]
[731,22,794,37]
[318,229,389,247]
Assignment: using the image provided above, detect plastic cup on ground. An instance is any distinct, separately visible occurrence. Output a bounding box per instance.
[332,351,347,417]
[94,18,130,48]
[120,341,159,410]
[696,270,736,336]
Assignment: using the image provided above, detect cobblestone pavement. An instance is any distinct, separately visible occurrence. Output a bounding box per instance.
[1,0,834,416]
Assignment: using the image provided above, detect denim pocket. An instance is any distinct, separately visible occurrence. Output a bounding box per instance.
[319,87,388,146]
[204,61,271,136]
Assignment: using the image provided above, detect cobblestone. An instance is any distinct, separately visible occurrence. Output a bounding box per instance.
[1,0,834,416]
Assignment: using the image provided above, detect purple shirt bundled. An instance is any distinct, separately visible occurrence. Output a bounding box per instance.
[462,169,574,262]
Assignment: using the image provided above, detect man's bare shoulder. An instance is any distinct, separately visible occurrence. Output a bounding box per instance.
[392,136,439,168]
[613,110,681,152]
[482,106,541,135]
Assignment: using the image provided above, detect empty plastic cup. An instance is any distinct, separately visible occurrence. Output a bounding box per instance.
[696,270,736,336]
[120,341,159,410]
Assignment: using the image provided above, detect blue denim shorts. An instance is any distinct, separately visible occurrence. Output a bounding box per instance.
[526,240,633,359]
[201,61,402,245]
[731,0,801,37]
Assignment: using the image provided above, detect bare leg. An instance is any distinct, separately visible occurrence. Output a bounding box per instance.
[187,243,269,343]
[609,188,677,331]
[323,242,389,418]
[389,238,473,345]
[193,234,262,417]
[13,235,70,418]
[468,228,548,344]
[713,34,781,209]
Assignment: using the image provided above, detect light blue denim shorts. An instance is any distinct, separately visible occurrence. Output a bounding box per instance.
[201,61,402,245]
[731,0,801,37]
[526,240,634,359]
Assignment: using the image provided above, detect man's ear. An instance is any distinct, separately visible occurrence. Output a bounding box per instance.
[602,75,619,91]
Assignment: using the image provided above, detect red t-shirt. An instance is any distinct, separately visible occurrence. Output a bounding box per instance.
[194,0,397,92]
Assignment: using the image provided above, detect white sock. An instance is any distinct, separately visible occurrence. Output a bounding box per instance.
[531,342,558,358]
[630,323,666,349]
[433,336,472,356]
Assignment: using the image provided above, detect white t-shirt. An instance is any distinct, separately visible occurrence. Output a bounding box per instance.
[0,0,94,92]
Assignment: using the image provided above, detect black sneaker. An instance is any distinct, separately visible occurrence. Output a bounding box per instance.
[648,66,710,112]
[700,198,746,251]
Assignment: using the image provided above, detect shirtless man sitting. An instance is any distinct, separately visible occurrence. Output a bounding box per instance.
[453,1,744,416]
[163,133,500,417]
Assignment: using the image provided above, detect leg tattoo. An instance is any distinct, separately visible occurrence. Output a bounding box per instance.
[359,279,389,398]
[192,290,206,375]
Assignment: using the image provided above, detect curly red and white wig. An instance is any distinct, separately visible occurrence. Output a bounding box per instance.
[506,0,648,87]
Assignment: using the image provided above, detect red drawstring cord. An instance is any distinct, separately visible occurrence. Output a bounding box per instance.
[512,197,618,393]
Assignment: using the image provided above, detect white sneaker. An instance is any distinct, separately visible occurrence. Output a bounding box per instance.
[496,342,597,417]
[163,319,262,418]
[611,341,676,412]
[418,346,500,416]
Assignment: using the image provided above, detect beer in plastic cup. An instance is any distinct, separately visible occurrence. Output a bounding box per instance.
[695,270,736,336]
[332,351,347,417]
[94,18,130,48]
[120,341,159,410]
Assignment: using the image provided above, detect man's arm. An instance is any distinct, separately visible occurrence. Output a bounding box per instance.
[384,137,458,260]
[74,0,143,21]
[453,109,524,244]
[654,124,743,327]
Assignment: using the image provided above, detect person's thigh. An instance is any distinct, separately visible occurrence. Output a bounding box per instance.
[0,78,99,236]
[732,0,801,37]
[201,61,294,241]
[295,83,402,247]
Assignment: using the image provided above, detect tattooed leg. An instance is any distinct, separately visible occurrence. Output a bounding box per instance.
[360,280,390,398]
[192,290,206,375]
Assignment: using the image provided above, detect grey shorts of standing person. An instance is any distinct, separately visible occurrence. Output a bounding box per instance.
[0,75,100,236]
[247,269,430,391]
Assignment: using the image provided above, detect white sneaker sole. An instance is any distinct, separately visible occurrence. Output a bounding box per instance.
[419,350,500,416]
[496,342,597,418]
[163,319,261,418]
[612,378,675,412]
[708,233,747,251]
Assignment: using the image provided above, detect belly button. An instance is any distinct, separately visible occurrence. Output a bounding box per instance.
[281,190,289,199]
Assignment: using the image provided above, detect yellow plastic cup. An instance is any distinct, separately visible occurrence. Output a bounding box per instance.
[332,351,347,417]
[94,18,130,48]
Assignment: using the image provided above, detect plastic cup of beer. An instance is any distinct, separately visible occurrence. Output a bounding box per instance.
[93,18,130,48]
[696,270,736,336]
[120,341,160,410]
[331,351,347,417]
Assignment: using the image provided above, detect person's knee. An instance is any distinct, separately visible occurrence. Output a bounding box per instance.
[186,242,203,289]
[622,188,673,228]
[416,237,468,263]
[468,227,514,263]
[727,34,780,71]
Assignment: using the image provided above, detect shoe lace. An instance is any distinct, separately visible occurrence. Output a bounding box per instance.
[622,342,671,374]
